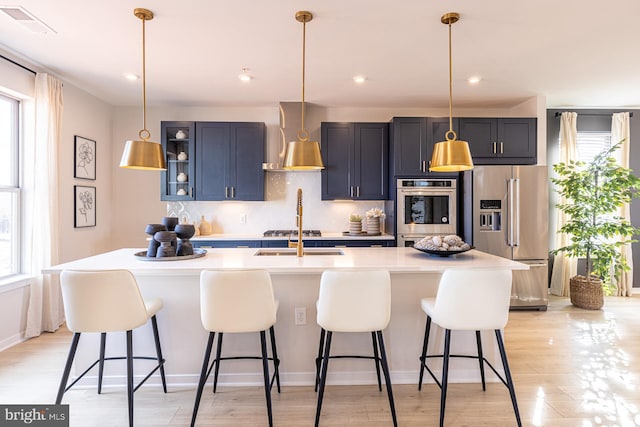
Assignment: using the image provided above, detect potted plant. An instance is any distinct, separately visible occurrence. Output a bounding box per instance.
[349,213,363,234]
[551,141,640,309]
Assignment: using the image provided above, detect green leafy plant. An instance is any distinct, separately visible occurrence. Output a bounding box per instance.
[349,213,362,222]
[551,141,640,294]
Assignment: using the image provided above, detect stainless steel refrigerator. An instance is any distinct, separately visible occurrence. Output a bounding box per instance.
[473,166,549,310]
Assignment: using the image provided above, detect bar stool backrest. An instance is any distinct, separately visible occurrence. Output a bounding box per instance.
[60,270,149,333]
[317,270,391,332]
[200,270,277,333]
[432,269,512,331]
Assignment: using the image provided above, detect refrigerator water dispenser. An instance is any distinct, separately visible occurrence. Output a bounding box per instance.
[479,200,501,231]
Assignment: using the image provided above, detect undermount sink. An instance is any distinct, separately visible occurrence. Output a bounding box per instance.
[254,248,345,256]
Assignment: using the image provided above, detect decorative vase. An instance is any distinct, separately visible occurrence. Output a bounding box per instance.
[145,223,167,257]
[161,217,179,251]
[177,188,187,196]
[177,172,188,182]
[175,130,187,139]
[349,220,362,234]
[199,215,212,235]
[177,151,188,161]
[569,275,604,310]
[175,224,196,256]
[366,217,381,235]
[154,231,177,257]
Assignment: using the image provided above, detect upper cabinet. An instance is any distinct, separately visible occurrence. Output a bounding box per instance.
[161,121,196,200]
[391,117,459,176]
[196,122,265,201]
[458,118,537,164]
[321,122,389,200]
[160,121,265,201]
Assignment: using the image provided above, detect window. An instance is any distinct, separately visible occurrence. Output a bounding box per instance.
[576,131,612,163]
[0,94,20,278]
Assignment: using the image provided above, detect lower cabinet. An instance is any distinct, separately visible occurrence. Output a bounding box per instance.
[194,239,395,248]
[193,240,262,248]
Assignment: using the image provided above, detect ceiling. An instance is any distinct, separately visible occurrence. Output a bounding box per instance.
[1,0,639,109]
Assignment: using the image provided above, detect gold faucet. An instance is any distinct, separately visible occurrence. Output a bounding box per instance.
[288,188,304,257]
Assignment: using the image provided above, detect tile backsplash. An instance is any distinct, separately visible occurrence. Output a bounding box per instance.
[167,171,387,234]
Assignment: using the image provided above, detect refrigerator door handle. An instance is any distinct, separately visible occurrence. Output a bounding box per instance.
[514,178,520,247]
[508,178,514,246]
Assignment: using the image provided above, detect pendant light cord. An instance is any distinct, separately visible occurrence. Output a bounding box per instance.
[448,20,453,135]
[299,17,309,141]
[139,14,150,141]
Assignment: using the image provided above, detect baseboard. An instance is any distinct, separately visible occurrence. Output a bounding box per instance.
[0,332,27,352]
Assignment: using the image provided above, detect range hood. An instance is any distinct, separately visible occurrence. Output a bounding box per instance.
[263,102,324,171]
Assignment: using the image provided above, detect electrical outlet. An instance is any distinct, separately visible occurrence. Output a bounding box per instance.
[294,307,307,325]
[240,214,247,224]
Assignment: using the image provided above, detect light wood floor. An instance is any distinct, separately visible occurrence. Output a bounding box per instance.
[2,295,640,426]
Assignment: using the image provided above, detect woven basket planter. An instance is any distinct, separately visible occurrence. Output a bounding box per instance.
[569,275,604,310]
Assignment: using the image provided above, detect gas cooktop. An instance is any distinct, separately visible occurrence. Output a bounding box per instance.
[263,229,322,237]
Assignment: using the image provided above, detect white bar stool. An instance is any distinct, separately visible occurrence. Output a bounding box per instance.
[418,269,521,427]
[191,270,280,427]
[56,269,167,427]
[315,270,397,427]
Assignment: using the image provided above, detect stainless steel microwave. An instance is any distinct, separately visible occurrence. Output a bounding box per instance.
[396,179,457,238]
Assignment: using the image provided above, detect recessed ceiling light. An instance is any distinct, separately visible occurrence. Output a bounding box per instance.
[124,73,140,81]
[0,6,56,34]
[238,68,253,82]
[353,75,367,84]
[467,76,482,84]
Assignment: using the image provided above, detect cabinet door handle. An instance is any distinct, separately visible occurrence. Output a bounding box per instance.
[422,160,427,173]
[370,244,383,248]
[225,186,229,198]
[231,186,236,198]
[500,141,504,154]
[190,187,193,198]
[356,186,360,197]
[492,141,497,154]
[236,245,249,248]
[350,186,354,197]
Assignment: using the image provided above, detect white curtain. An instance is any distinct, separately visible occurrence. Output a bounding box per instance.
[550,112,578,296]
[24,73,65,338]
[611,112,633,296]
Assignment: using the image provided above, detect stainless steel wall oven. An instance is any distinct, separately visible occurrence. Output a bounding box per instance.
[396,178,457,247]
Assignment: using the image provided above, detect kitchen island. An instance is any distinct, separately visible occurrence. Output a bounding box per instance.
[43,247,528,388]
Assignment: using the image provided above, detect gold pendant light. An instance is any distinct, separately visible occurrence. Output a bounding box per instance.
[120,8,166,170]
[429,12,473,172]
[282,11,325,170]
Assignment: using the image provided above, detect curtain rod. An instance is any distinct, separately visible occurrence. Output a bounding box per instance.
[0,54,36,75]
[554,111,634,117]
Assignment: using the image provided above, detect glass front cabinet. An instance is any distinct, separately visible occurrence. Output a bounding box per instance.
[161,121,196,200]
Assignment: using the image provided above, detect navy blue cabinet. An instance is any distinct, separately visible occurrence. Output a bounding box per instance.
[458,118,536,164]
[161,122,196,201]
[321,122,389,200]
[391,117,458,176]
[195,122,265,201]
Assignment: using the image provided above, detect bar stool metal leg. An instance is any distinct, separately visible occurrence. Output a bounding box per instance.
[314,331,332,427]
[269,326,281,393]
[495,330,522,427]
[475,330,486,391]
[56,333,81,404]
[98,333,106,394]
[191,332,215,427]
[151,315,168,393]
[418,316,432,390]
[213,332,224,393]
[126,330,134,427]
[260,330,273,427]
[371,332,382,392]
[314,328,326,392]
[439,329,452,427]
[376,331,398,427]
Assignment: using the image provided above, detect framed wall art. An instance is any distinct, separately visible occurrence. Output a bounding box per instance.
[74,185,96,228]
[74,135,96,180]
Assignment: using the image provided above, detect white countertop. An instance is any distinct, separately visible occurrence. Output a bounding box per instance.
[190,232,395,241]
[43,247,527,276]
